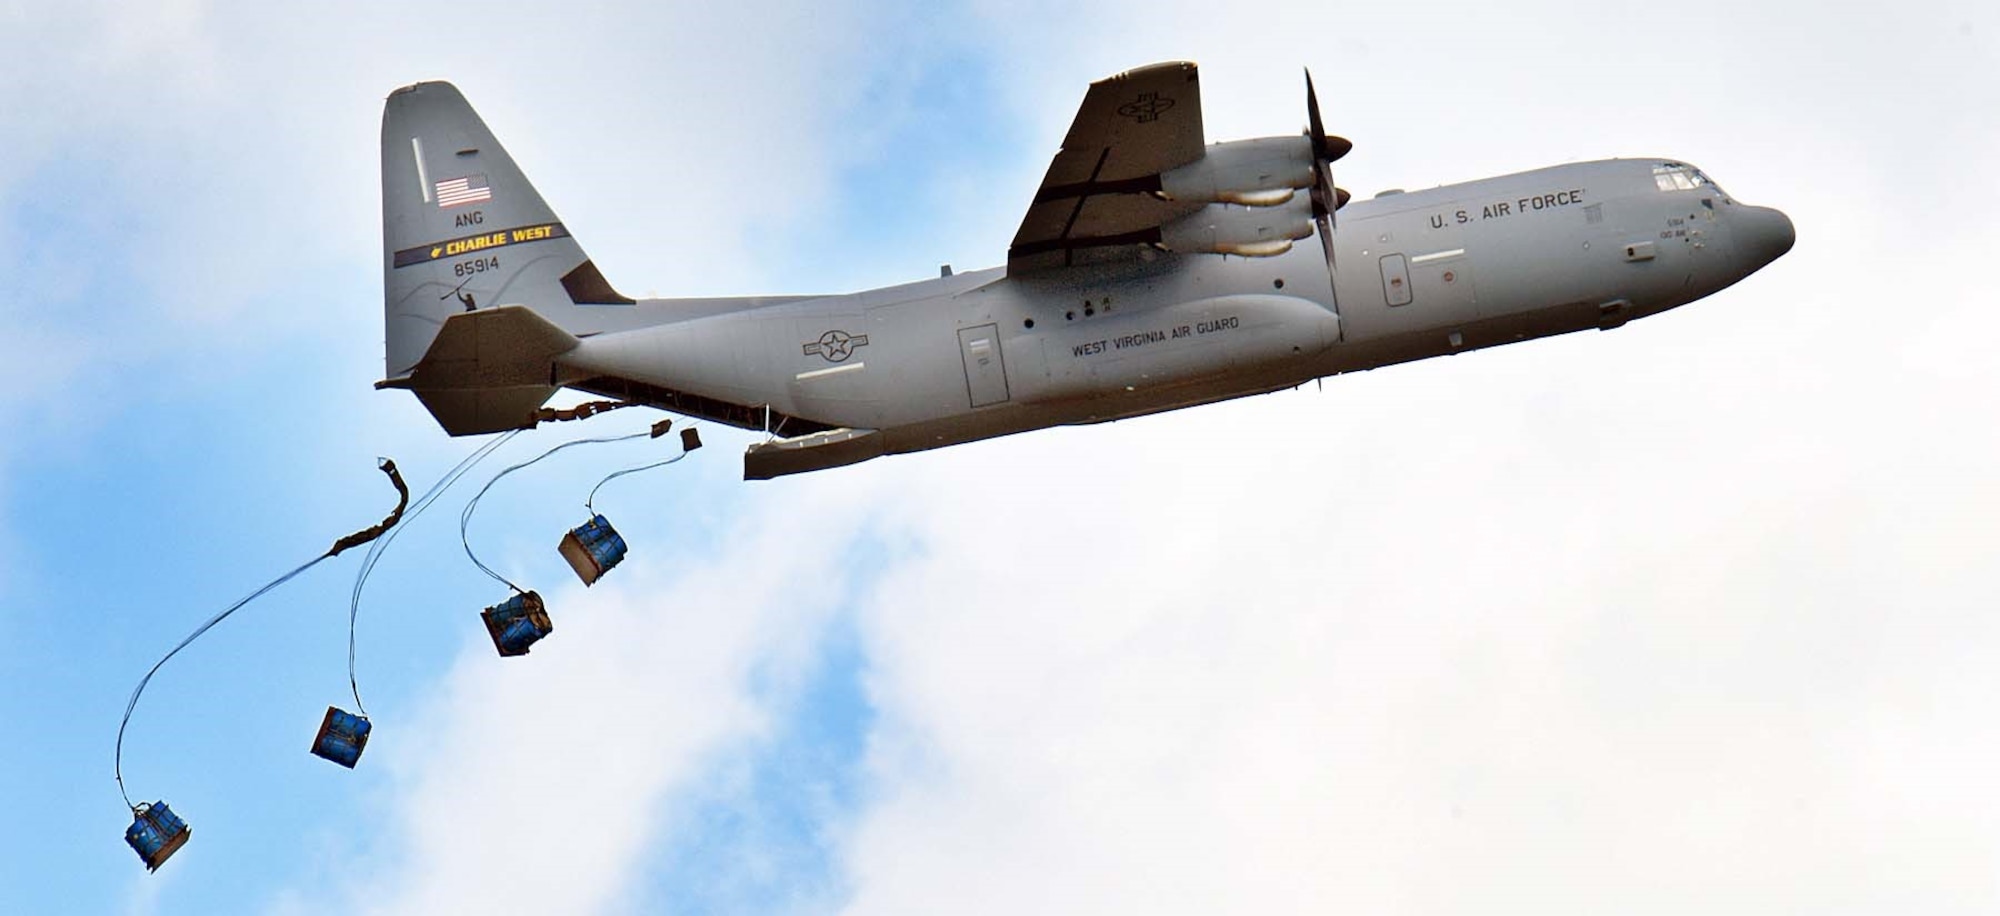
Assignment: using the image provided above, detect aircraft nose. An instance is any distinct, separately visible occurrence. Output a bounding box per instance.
[1734,205,1795,271]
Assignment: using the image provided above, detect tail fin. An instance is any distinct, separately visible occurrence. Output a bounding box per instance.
[378,81,631,434]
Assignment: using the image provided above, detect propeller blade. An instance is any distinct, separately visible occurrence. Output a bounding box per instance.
[1306,69,1326,152]
[1304,68,1346,271]
[1304,70,1352,163]
[1315,209,1336,270]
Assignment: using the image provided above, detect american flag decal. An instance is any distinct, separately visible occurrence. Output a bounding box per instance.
[435,174,492,208]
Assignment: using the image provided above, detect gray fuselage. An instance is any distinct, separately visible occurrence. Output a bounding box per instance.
[554,157,1793,477]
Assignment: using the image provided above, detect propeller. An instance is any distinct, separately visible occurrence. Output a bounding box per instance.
[1304,69,1351,271]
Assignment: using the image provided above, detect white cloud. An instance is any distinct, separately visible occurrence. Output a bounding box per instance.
[0,0,916,403]
[818,5,2000,907]
[343,467,886,915]
[832,314,2000,913]
[22,1,1996,912]
[317,6,2000,908]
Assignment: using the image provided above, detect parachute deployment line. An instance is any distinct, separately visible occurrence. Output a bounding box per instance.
[585,430,698,514]
[116,458,411,811]
[329,460,410,556]
[116,555,326,810]
[347,431,522,715]
[533,400,633,425]
[458,430,651,593]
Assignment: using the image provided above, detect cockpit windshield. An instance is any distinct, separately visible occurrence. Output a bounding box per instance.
[1653,163,1722,195]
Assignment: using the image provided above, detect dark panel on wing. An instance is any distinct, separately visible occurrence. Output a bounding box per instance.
[1008,61,1207,275]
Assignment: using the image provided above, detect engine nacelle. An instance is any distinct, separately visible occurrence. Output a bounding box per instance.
[1158,196,1314,257]
[1159,137,1315,206]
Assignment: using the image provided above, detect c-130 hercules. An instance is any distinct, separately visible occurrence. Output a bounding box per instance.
[378,61,1793,478]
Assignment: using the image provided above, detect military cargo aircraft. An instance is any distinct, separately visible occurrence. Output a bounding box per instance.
[378,61,1793,478]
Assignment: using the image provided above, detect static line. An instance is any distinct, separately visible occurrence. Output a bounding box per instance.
[585,438,694,514]
[1410,248,1467,264]
[348,430,520,715]
[458,430,651,593]
[117,461,407,811]
[117,554,329,811]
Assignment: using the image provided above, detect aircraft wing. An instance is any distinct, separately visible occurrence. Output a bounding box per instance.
[1008,61,1206,275]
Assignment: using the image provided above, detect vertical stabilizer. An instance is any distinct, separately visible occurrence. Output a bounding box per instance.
[380,82,629,434]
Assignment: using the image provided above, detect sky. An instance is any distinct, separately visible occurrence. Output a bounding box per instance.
[2,1,1997,913]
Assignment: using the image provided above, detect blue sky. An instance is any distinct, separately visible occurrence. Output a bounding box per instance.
[4,2,1999,914]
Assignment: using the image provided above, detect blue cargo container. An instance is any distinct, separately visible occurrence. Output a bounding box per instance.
[558,514,627,586]
[125,801,190,871]
[481,590,551,657]
[310,706,372,768]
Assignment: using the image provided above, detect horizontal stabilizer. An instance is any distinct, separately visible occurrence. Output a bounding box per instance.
[380,305,580,434]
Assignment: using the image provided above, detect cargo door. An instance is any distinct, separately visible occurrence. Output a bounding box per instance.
[957,323,1010,408]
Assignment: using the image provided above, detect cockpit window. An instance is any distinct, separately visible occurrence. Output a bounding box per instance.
[1653,164,1705,192]
[1653,164,1726,196]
